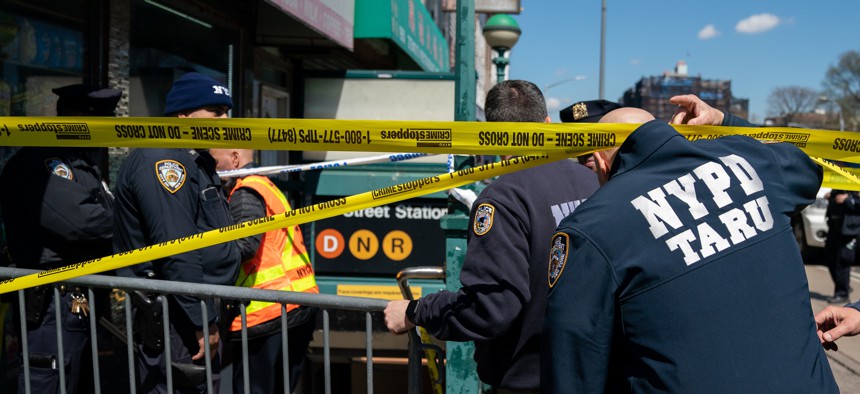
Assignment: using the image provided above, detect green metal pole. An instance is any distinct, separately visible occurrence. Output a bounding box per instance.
[444,0,482,393]
[493,48,509,83]
[454,0,476,122]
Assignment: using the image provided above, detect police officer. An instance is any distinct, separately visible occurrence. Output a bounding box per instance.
[559,99,622,171]
[817,301,860,350]
[0,84,120,393]
[542,99,838,392]
[559,99,622,123]
[209,148,319,393]
[113,72,240,393]
[823,189,860,304]
[384,80,599,392]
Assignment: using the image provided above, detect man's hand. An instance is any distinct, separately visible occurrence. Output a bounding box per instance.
[669,94,725,125]
[384,300,415,335]
[815,306,860,351]
[192,323,220,361]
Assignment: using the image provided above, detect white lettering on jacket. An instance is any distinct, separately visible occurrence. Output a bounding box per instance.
[630,154,772,265]
[551,198,588,226]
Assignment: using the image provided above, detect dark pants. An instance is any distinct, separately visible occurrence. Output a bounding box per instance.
[231,308,317,394]
[825,220,854,298]
[490,389,539,394]
[17,292,90,394]
[135,305,221,394]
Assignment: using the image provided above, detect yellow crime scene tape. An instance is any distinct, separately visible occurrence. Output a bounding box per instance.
[814,157,860,188]
[3,116,860,186]
[3,116,860,189]
[2,116,860,293]
[3,116,860,162]
[416,325,444,394]
[0,153,568,294]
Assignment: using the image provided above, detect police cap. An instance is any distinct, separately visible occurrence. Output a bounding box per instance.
[559,100,622,123]
[53,84,122,116]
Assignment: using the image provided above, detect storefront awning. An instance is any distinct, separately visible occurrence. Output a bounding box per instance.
[264,0,354,50]
[354,0,449,72]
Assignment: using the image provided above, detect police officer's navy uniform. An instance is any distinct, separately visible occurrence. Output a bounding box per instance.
[412,159,598,391]
[1,147,114,393]
[1,83,118,394]
[542,117,838,393]
[824,189,860,303]
[114,148,239,393]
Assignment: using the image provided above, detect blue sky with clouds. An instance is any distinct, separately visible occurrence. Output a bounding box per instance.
[507,1,860,123]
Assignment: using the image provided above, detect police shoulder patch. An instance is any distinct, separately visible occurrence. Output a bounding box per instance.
[548,232,570,288]
[155,160,186,194]
[473,203,495,236]
[44,158,74,180]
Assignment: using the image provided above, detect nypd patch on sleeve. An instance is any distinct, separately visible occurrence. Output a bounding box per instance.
[473,203,495,236]
[548,232,570,288]
[155,160,186,193]
[44,158,74,180]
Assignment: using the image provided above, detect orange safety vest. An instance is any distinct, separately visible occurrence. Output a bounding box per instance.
[228,175,318,331]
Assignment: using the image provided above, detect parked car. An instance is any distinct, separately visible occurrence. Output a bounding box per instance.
[793,187,830,262]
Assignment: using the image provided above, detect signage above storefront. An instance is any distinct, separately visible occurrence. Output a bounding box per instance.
[265,0,354,50]
[442,0,522,14]
[355,0,449,72]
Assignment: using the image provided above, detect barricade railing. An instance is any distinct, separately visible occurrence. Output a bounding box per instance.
[0,267,388,394]
[396,267,446,394]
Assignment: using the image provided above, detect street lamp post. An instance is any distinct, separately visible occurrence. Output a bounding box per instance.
[482,14,521,83]
[819,95,845,131]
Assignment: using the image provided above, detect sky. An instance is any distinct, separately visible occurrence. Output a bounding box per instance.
[507,1,860,123]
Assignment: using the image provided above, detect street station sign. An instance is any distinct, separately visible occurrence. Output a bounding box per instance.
[312,198,447,275]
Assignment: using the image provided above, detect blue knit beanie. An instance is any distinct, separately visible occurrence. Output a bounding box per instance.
[163,72,233,115]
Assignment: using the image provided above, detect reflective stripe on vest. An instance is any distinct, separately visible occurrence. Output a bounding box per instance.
[228,175,318,331]
[241,276,319,316]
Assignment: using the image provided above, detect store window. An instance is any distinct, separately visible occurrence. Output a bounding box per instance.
[0,0,93,238]
[0,1,91,117]
[0,1,93,369]
[128,0,239,116]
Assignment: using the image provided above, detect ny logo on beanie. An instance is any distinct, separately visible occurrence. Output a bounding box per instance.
[163,72,234,115]
[213,85,230,96]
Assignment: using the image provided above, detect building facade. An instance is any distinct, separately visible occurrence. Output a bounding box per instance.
[0,1,509,391]
[0,0,501,172]
[621,61,749,121]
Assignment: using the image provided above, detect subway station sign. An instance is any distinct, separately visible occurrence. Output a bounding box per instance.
[312,198,447,275]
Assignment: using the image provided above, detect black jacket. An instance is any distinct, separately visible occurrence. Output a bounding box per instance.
[414,159,599,390]
[113,148,240,327]
[543,120,835,393]
[1,147,113,268]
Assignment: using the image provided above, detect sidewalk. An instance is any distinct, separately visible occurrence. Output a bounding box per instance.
[805,264,860,392]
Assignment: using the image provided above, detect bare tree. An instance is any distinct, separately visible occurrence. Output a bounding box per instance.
[767,86,819,125]
[823,50,860,131]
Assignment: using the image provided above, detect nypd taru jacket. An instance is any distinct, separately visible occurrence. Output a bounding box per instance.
[542,119,837,393]
[113,148,240,327]
[226,173,318,332]
[413,159,599,390]
[1,147,113,268]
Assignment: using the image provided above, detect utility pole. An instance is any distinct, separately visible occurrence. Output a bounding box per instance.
[599,0,606,100]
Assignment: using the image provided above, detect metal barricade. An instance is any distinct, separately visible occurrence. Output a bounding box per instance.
[396,267,446,394]
[0,267,388,394]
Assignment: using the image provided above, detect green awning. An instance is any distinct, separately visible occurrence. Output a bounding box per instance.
[354,0,449,72]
